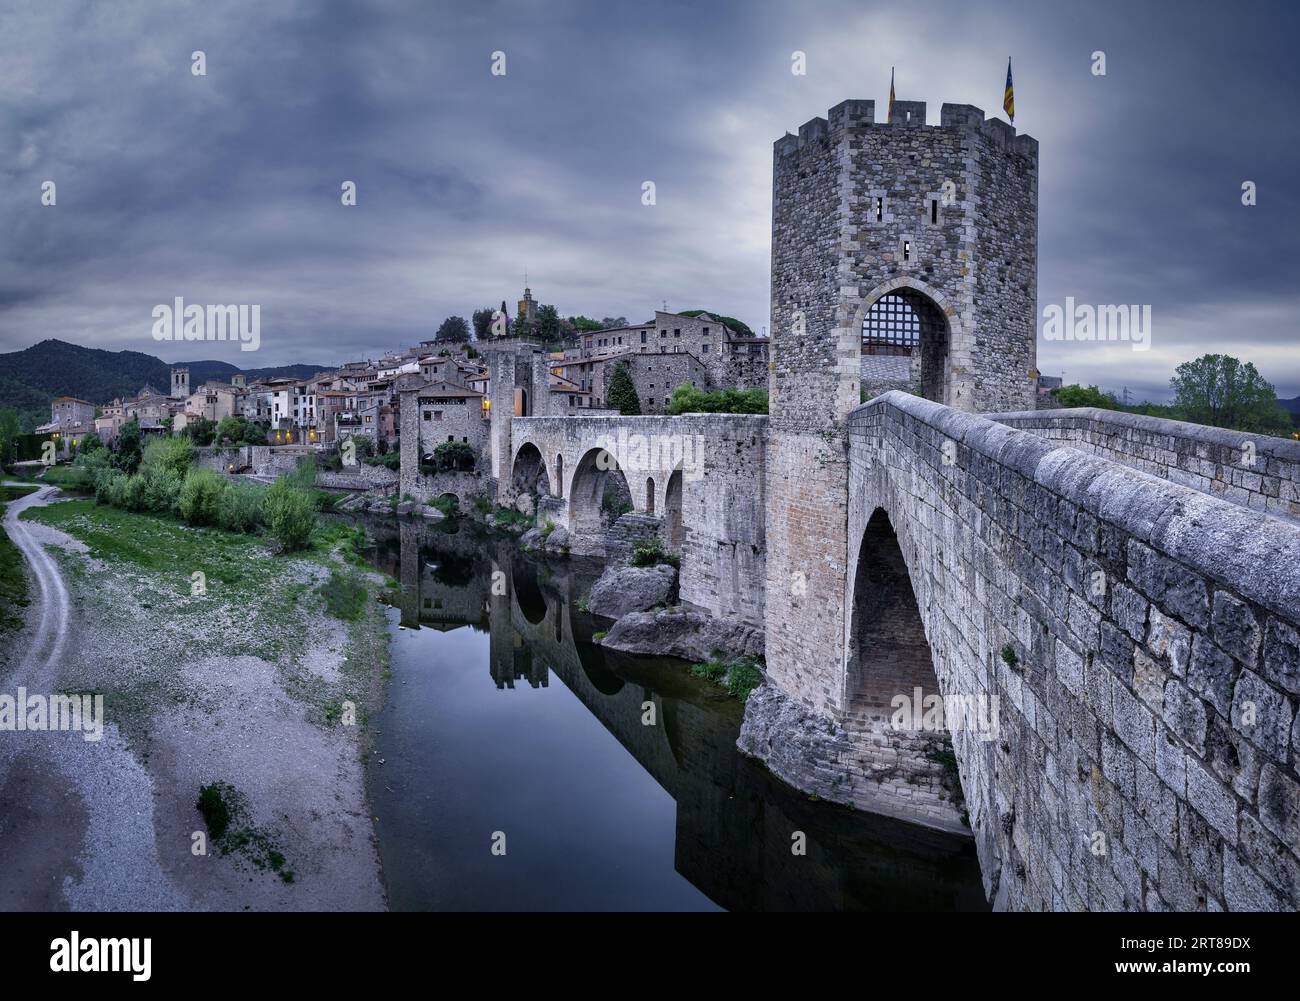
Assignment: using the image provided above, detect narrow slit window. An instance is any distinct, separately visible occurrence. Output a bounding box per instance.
[930,199,938,224]
[902,239,911,261]
[874,196,883,222]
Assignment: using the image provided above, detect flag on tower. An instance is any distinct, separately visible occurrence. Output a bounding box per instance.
[1003,58,1015,122]
[887,67,896,123]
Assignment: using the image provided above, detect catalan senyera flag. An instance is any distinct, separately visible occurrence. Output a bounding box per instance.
[887,67,896,123]
[1003,58,1015,122]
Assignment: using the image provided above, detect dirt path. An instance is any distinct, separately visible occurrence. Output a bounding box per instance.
[3,484,71,684]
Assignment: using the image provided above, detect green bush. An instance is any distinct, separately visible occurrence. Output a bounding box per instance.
[60,448,112,491]
[691,656,764,702]
[319,570,367,621]
[94,469,126,506]
[285,456,317,491]
[629,538,677,568]
[178,469,224,526]
[141,466,184,515]
[365,450,401,471]
[120,472,149,512]
[142,436,195,478]
[665,383,768,415]
[218,481,265,533]
[196,783,233,840]
[431,440,474,472]
[264,478,316,551]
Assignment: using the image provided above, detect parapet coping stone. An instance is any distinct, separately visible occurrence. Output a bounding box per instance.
[853,391,1300,621]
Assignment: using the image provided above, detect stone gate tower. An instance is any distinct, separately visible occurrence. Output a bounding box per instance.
[760,98,1038,731]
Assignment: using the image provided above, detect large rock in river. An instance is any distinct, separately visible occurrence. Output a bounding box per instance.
[599,605,764,662]
[586,564,676,618]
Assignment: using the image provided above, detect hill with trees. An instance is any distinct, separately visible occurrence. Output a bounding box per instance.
[0,339,327,430]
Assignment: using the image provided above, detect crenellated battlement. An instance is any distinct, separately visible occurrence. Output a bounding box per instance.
[775,98,1037,160]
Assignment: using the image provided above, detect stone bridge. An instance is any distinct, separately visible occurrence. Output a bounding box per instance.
[507,414,767,626]
[741,392,1300,911]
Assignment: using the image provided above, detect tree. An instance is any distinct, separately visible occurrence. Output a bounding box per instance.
[534,304,565,343]
[472,308,496,340]
[76,431,104,454]
[264,477,316,550]
[0,407,20,465]
[113,419,143,474]
[569,315,603,332]
[432,440,476,471]
[215,415,268,445]
[181,416,217,445]
[599,316,629,330]
[606,363,642,415]
[435,315,471,344]
[1055,384,1119,409]
[1169,354,1291,433]
[677,310,754,338]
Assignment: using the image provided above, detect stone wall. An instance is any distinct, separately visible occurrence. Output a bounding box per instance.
[619,353,709,414]
[405,469,486,508]
[193,446,252,472]
[990,407,1300,524]
[604,512,663,565]
[318,464,398,493]
[748,391,1300,910]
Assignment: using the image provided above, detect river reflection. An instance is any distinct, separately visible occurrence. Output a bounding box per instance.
[361,517,988,912]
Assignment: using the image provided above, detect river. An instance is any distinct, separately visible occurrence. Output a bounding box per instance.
[360,517,987,911]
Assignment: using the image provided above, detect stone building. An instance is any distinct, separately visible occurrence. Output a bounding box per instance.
[45,396,95,429]
[412,383,487,456]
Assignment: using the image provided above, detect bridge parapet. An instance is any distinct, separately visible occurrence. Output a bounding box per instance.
[989,407,1300,524]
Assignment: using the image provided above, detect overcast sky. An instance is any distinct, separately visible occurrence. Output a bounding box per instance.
[2,0,1297,400]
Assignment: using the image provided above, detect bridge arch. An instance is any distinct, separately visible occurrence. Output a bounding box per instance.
[663,467,685,552]
[851,277,963,407]
[846,507,942,720]
[510,441,552,498]
[568,446,633,548]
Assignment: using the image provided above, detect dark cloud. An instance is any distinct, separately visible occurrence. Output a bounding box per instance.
[1,0,1296,399]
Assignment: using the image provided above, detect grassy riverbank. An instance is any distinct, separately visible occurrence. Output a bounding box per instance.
[14,495,394,909]
[23,498,393,742]
[0,483,39,634]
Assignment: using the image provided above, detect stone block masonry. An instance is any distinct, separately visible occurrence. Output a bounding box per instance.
[990,407,1300,524]
[769,99,1038,421]
[745,391,1300,910]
